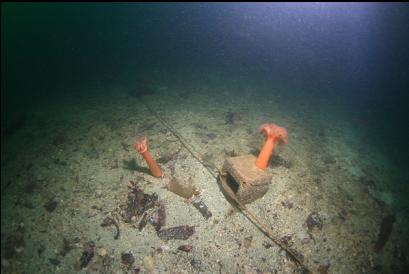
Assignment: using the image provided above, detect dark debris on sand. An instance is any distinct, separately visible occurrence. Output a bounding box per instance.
[374,214,396,253]
[157,225,195,241]
[193,200,212,220]
[122,181,158,223]
[121,252,135,266]
[225,111,241,125]
[149,202,166,232]
[178,245,193,252]
[59,237,76,256]
[80,241,95,269]
[4,223,25,259]
[305,212,323,231]
[44,198,59,213]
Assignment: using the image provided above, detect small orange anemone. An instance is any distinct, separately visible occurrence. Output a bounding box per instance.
[255,123,288,169]
[134,136,163,177]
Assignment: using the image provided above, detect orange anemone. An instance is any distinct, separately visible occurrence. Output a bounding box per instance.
[134,136,163,177]
[255,123,288,169]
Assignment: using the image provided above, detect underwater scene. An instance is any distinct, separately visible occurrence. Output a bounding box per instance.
[1,3,409,274]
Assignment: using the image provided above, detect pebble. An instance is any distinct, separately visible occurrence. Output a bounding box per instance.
[160,245,170,251]
[297,230,310,244]
[98,248,107,257]
[95,189,103,198]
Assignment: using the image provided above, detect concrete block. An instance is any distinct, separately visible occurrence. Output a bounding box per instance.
[221,154,272,204]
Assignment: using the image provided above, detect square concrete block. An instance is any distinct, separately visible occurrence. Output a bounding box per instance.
[221,154,272,204]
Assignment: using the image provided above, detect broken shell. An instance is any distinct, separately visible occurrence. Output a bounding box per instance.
[143,255,156,273]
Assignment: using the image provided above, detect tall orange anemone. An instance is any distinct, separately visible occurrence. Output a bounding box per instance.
[134,136,163,177]
[255,123,288,169]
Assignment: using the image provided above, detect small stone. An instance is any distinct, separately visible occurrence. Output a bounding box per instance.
[177,245,193,252]
[98,248,107,257]
[95,190,103,198]
[49,258,60,266]
[121,252,135,266]
[15,246,25,253]
[243,236,253,248]
[45,199,59,213]
[160,245,170,252]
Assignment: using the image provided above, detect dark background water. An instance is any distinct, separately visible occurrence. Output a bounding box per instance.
[2,3,409,170]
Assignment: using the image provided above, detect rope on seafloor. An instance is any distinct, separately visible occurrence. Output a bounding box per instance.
[138,97,310,273]
[138,97,218,179]
[218,172,309,273]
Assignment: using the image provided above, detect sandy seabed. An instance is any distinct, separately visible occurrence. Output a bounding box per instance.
[2,70,408,273]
